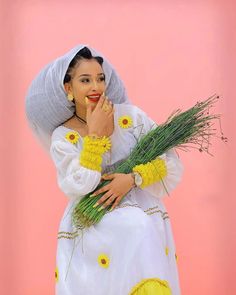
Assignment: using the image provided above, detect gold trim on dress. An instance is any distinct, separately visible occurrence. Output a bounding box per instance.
[57,203,169,240]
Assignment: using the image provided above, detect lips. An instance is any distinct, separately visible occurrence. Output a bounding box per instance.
[87,94,101,102]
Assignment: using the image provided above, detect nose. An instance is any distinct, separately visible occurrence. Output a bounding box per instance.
[91,80,99,91]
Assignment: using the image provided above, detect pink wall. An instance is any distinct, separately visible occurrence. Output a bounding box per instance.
[1,0,235,294]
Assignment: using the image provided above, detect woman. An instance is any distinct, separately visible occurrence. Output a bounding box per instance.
[25,44,184,295]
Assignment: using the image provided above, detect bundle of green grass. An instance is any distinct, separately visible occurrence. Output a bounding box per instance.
[71,94,227,229]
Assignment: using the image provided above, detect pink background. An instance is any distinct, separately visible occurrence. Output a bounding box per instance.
[1,0,235,294]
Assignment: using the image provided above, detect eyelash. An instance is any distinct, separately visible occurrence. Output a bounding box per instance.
[80,77,105,83]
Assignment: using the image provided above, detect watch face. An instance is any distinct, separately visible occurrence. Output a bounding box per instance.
[134,172,142,186]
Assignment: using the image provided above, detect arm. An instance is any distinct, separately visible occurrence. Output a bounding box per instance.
[132,106,184,199]
[50,134,111,202]
[133,148,183,199]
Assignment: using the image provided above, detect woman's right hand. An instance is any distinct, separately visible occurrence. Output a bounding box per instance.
[86,93,114,137]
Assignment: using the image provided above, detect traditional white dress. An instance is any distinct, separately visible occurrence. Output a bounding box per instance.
[50,103,184,295]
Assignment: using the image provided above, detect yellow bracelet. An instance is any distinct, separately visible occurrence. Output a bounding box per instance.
[132,157,167,189]
[83,135,112,153]
[79,135,112,171]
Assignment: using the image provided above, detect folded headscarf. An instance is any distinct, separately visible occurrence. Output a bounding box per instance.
[25,44,131,156]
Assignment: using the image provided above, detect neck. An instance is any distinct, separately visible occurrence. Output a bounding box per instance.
[74,111,86,124]
[73,103,87,124]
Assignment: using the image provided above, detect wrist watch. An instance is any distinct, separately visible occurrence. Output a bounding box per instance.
[131,171,143,187]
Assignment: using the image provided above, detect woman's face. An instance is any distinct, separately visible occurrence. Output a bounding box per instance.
[64,59,106,110]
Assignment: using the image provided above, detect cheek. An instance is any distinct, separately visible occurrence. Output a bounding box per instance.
[74,84,88,94]
[102,84,106,90]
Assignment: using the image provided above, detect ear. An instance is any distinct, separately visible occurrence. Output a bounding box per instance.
[64,82,72,95]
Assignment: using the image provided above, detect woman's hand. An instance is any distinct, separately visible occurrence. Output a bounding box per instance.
[86,94,114,137]
[91,173,135,211]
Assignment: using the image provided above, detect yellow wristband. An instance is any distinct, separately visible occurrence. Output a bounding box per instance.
[83,135,112,154]
[132,157,167,189]
[79,135,112,171]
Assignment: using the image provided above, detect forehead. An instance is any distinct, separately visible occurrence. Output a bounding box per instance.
[74,59,103,76]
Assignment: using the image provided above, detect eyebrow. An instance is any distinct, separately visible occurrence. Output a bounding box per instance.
[79,73,105,77]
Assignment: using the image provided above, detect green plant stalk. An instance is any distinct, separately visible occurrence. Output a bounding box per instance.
[71,94,226,229]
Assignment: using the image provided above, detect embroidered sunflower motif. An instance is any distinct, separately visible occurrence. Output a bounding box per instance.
[100,136,112,153]
[118,115,133,129]
[65,131,80,144]
[165,246,169,256]
[97,253,110,268]
[55,266,59,283]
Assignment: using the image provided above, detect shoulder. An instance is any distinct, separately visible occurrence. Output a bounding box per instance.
[114,103,140,114]
[114,103,158,139]
[51,125,81,147]
[114,103,155,125]
[114,103,145,123]
[50,126,81,160]
[113,103,143,131]
[51,125,68,142]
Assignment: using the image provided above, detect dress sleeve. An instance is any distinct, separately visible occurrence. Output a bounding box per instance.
[50,138,102,202]
[134,106,184,199]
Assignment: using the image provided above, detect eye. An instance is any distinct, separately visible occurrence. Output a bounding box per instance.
[99,77,105,81]
[81,78,90,83]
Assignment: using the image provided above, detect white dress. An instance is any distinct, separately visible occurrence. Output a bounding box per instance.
[50,103,184,295]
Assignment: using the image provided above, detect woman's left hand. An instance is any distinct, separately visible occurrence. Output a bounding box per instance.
[91,173,135,211]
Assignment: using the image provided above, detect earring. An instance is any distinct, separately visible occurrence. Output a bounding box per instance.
[67,93,74,101]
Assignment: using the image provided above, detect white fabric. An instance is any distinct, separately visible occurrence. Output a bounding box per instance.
[50,103,184,295]
[25,44,131,156]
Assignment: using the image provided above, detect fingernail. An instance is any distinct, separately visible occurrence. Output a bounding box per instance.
[109,207,113,212]
[98,206,105,212]
[93,203,99,208]
[90,193,96,198]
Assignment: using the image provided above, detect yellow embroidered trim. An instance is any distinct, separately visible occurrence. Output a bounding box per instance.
[65,131,80,144]
[79,135,111,171]
[128,278,172,295]
[55,266,59,283]
[118,115,133,128]
[97,253,110,268]
[132,157,167,189]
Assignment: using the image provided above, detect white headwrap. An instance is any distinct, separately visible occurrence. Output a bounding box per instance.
[25,44,131,156]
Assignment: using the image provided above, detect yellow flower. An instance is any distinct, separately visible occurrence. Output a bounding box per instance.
[55,266,59,283]
[96,136,112,153]
[165,246,169,255]
[97,253,110,268]
[65,131,80,144]
[118,115,133,129]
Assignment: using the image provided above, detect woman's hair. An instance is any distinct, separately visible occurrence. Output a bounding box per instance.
[63,46,104,84]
